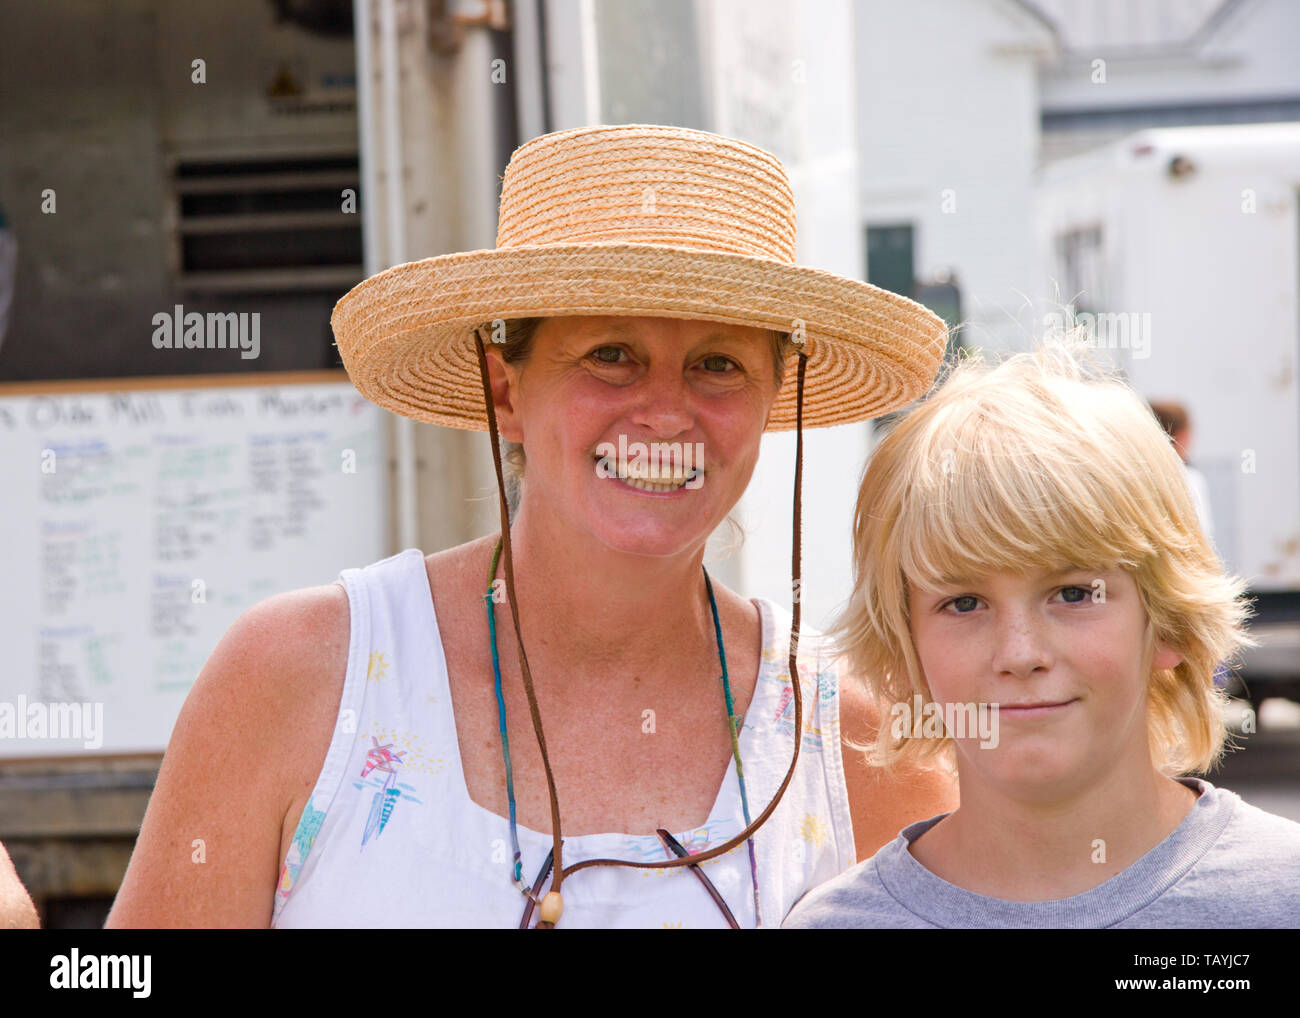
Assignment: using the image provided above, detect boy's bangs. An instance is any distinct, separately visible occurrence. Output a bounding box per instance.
[892,392,1151,596]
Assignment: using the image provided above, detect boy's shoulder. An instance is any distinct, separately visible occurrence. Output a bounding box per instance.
[1182,779,1300,874]
[1171,781,1300,882]
[1219,787,1300,846]
[1120,780,1300,928]
[782,780,1300,929]
[782,826,939,929]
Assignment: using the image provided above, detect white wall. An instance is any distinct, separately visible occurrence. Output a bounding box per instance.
[1039,0,1300,112]
[1037,0,1300,161]
[854,0,1056,355]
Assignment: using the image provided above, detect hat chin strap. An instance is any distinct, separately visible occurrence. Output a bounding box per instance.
[473,329,807,928]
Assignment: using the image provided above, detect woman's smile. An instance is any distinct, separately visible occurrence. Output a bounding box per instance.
[591,450,704,493]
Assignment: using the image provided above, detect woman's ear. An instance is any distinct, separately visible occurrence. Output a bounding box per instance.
[484,346,525,443]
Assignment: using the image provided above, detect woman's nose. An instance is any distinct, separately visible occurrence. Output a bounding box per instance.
[628,365,696,437]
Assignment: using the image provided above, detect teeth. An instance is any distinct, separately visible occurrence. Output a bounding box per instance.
[623,475,686,492]
[596,455,700,490]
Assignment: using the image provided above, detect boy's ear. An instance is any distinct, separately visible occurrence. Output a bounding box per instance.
[1152,639,1183,673]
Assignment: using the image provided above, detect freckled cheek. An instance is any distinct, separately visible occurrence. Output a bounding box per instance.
[691,419,758,476]
[712,397,769,455]
[1060,636,1142,733]
[543,401,617,454]
[1096,654,1148,714]
[1065,617,1141,685]
[912,628,967,701]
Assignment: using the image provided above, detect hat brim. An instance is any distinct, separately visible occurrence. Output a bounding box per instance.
[331,242,949,431]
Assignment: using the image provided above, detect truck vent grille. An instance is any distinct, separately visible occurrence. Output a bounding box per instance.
[171,154,363,293]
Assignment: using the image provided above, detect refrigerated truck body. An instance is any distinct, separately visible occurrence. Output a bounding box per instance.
[1035,122,1300,703]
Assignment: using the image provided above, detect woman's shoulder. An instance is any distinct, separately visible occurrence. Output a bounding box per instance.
[313,537,504,645]
[180,578,356,818]
[257,538,491,724]
[745,594,843,682]
[197,581,354,794]
[107,580,354,927]
[226,581,352,696]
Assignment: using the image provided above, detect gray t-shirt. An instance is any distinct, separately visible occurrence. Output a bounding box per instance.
[783,778,1300,928]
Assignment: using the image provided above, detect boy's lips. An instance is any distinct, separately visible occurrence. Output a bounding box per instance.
[996,698,1078,717]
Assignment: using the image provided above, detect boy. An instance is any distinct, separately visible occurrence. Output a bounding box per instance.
[784,341,1300,928]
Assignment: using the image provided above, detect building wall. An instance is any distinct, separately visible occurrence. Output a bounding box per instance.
[854,0,1056,355]
[1037,0,1300,161]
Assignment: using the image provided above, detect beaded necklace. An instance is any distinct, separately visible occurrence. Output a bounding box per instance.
[483,535,761,924]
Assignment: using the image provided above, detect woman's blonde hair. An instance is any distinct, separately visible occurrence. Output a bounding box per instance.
[828,336,1255,776]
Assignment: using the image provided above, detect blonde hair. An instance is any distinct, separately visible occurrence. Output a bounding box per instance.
[828,337,1255,776]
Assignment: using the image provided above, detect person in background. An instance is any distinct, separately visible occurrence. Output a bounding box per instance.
[1149,400,1214,548]
[1150,400,1234,691]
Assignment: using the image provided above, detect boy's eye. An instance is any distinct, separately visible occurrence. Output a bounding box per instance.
[947,595,980,613]
[1058,585,1090,603]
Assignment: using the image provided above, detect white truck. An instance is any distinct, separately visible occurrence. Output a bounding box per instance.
[1035,122,1300,706]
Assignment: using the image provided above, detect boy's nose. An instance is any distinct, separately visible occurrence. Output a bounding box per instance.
[990,611,1054,679]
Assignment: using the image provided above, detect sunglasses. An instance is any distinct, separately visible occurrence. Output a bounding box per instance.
[518,830,741,929]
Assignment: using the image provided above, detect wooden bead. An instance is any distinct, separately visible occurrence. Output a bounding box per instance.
[539,891,563,925]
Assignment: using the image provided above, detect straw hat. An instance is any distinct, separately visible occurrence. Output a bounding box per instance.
[331,124,947,430]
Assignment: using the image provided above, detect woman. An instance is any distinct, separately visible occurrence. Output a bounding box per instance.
[106,124,955,928]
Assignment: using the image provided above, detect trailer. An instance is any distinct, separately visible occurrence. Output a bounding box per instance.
[1036,122,1300,707]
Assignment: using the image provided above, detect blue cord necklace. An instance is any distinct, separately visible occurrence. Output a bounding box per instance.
[483,536,761,920]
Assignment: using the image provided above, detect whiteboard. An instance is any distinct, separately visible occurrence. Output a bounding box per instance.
[0,373,390,758]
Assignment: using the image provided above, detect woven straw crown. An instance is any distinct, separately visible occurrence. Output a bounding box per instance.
[331,124,948,430]
[495,125,797,260]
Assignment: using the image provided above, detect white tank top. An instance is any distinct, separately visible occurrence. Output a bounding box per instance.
[271,548,856,928]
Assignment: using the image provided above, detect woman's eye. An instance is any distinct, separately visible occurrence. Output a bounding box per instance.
[590,346,628,364]
[947,595,980,613]
[700,354,739,373]
[1059,585,1090,604]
